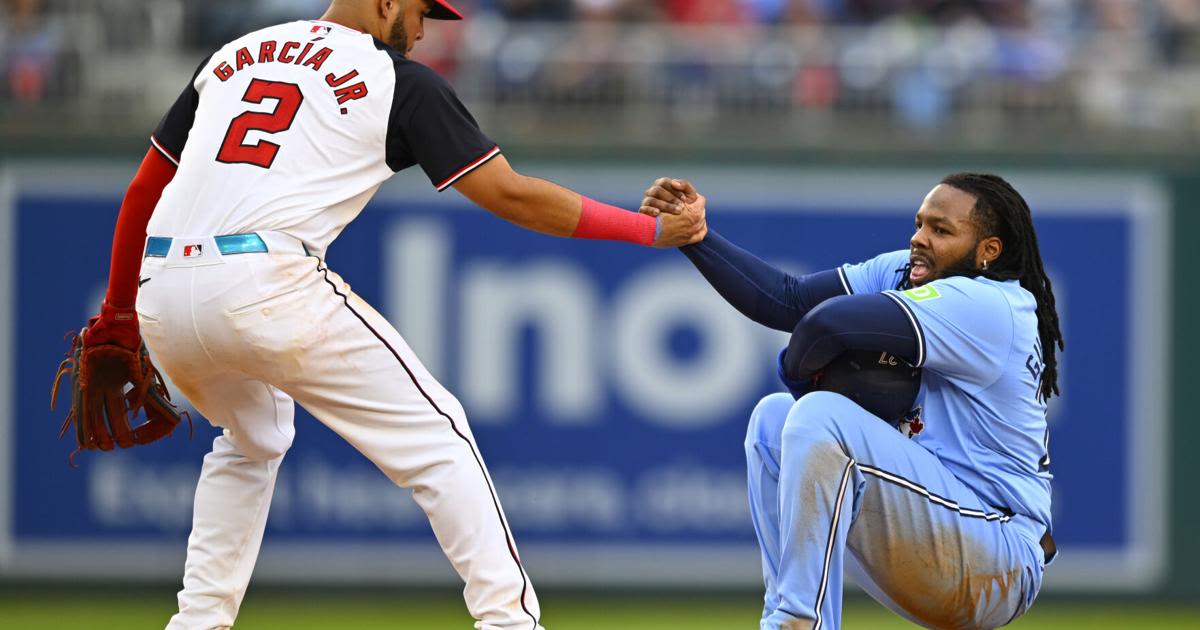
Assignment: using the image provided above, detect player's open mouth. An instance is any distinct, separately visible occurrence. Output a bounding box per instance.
[909,256,931,284]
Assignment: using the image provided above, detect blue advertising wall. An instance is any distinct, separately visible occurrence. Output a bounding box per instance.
[0,166,1169,590]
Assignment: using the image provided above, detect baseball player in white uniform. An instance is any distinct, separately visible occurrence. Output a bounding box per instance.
[84,1,707,628]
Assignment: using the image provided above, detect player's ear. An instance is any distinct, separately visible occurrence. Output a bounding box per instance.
[377,0,396,20]
[977,236,1002,269]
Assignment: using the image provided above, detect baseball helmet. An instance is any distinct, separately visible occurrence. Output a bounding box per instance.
[429,0,464,20]
[814,349,922,425]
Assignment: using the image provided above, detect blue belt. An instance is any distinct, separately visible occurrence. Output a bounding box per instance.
[144,233,268,258]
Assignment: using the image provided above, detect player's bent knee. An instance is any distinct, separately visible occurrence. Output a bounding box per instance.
[444,396,468,423]
[792,390,855,418]
[228,429,294,462]
[781,391,858,441]
[746,392,793,450]
[428,392,469,425]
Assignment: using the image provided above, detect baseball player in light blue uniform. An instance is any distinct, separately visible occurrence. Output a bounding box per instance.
[645,173,1063,629]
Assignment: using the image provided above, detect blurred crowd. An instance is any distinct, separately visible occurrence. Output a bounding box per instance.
[165,1,1200,50]
[168,0,1200,32]
[5,0,1200,137]
[2,0,65,104]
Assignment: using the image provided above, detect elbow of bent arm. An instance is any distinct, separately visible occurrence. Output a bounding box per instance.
[488,176,530,218]
[785,305,844,378]
[455,158,580,236]
[452,155,530,220]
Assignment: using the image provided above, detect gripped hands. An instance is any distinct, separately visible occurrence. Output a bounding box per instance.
[643,178,707,247]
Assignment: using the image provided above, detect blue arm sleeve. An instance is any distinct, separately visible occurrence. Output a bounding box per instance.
[782,293,920,380]
[679,230,849,332]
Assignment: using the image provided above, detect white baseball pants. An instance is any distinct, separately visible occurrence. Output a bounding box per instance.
[136,233,542,630]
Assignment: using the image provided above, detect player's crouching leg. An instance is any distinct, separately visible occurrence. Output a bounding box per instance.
[223,425,295,462]
[764,391,872,629]
[744,393,800,624]
[781,390,896,462]
[745,393,795,458]
[777,390,888,494]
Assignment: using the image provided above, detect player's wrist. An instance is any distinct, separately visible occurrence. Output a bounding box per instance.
[84,301,142,351]
[572,196,657,246]
[100,300,138,323]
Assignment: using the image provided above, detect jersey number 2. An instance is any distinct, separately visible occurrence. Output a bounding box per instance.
[217,79,304,169]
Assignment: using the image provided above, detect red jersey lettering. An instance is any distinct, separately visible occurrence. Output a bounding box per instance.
[303,48,333,72]
[235,47,254,71]
[295,42,314,66]
[326,70,359,87]
[213,61,234,82]
[334,82,369,105]
[278,41,300,64]
[258,40,277,63]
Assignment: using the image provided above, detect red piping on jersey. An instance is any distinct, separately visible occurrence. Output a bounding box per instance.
[149,134,180,166]
[106,146,178,307]
[435,145,501,191]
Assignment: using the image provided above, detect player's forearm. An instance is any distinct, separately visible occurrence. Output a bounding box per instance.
[105,147,176,307]
[454,155,658,245]
[492,174,660,245]
[484,173,587,237]
[680,230,848,333]
[783,294,919,380]
[680,230,804,331]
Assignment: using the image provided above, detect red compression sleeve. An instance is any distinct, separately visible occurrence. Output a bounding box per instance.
[571,196,658,246]
[104,147,177,307]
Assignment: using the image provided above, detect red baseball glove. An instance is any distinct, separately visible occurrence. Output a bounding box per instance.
[51,302,190,464]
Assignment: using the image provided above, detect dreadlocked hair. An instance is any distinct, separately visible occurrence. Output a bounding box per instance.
[939,173,1065,401]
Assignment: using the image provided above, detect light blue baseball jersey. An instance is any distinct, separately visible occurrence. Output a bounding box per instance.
[839,250,1053,530]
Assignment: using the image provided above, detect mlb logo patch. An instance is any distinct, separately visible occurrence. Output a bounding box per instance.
[311,25,332,35]
[183,243,204,258]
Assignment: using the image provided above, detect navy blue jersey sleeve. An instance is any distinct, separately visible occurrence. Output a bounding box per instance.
[883,277,1014,390]
[840,250,911,294]
[383,53,498,190]
[151,54,212,165]
[679,230,850,332]
[782,293,920,380]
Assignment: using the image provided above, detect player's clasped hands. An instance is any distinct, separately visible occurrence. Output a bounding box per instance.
[643,177,708,248]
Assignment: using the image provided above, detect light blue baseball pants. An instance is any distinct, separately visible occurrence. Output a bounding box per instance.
[746,392,1047,630]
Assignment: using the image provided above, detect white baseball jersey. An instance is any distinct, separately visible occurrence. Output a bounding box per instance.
[141,19,542,630]
[147,19,499,256]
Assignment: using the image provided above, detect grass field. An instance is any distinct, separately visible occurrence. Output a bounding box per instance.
[1,591,1198,629]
